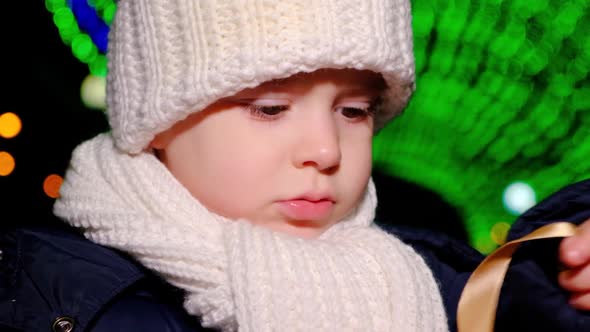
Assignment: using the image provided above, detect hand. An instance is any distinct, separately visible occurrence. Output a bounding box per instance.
[559,218,590,310]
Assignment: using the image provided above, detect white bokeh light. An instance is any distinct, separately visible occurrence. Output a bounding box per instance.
[503,181,536,216]
[80,74,106,110]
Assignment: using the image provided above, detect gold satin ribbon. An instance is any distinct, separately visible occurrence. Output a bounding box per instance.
[457,222,578,332]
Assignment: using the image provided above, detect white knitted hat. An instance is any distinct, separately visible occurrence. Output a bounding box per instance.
[107,0,415,154]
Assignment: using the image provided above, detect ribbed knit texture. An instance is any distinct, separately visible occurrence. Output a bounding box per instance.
[107,0,416,153]
[54,134,448,331]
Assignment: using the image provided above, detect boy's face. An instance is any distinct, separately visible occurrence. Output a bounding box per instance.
[152,69,386,238]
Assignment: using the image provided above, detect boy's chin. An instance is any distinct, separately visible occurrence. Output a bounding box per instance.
[252,218,336,239]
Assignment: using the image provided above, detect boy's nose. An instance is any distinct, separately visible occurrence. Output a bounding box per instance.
[292,117,342,173]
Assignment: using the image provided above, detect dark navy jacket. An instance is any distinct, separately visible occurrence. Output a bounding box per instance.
[1,179,589,331]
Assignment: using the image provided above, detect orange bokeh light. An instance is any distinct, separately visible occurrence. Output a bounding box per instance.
[0,112,22,139]
[43,174,64,199]
[0,151,15,176]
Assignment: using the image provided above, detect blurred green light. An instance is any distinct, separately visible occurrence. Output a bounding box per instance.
[89,0,108,9]
[572,87,590,111]
[45,0,66,13]
[490,19,526,59]
[412,1,435,38]
[89,55,108,77]
[463,5,499,47]
[72,34,97,63]
[553,2,585,38]
[53,7,75,30]
[549,74,574,97]
[523,47,549,75]
[103,3,117,25]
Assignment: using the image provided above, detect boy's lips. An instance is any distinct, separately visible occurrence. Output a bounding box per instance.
[277,196,335,221]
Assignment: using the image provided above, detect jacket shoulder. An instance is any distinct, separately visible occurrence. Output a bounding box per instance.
[0,219,147,331]
[497,178,590,331]
[87,280,211,331]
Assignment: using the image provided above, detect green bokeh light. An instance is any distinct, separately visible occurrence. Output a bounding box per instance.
[72,34,97,63]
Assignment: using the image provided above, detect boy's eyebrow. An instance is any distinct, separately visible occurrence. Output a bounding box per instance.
[258,79,296,92]
[267,78,386,92]
[232,71,388,96]
[232,85,384,99]
[340,86,385,96]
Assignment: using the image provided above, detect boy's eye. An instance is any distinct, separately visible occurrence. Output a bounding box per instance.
[251,105,287,116]
[337,97,381,120]
[337,102,378,120]
[340,107,372,119]
[242,102,290,120]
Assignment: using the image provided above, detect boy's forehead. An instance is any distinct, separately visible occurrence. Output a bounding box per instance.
[244,69,387,95]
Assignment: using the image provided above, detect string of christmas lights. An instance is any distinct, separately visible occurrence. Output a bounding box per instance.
[45,0,114,76]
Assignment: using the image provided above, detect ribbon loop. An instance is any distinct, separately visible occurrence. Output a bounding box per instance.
[457,222,578,332]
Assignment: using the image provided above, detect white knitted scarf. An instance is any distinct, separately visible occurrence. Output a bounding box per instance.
[54,133,448,332]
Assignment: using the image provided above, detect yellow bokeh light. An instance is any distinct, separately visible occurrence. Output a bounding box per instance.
[0,151,15,176]
[474,236,498,254]
[491,222,512,246]
[43,174,64,199]
[0,112,22,139]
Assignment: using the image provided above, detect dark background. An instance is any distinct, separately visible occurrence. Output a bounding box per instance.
[3,1,110,224]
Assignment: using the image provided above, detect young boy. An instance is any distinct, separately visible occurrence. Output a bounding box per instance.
[1,0,589,331]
